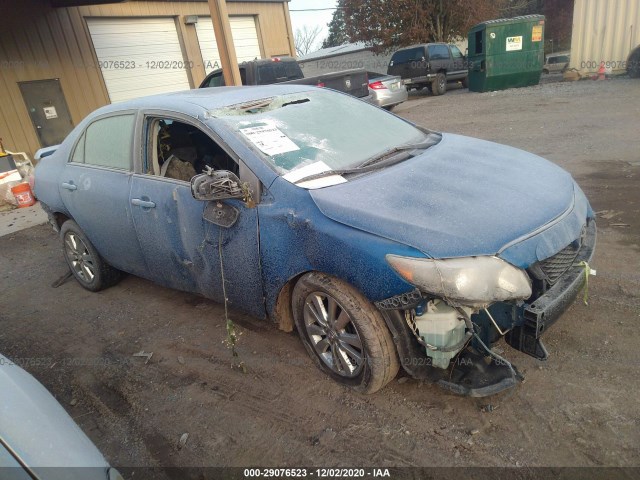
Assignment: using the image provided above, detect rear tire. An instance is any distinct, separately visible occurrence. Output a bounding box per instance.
[431,72,447,95]
[292,272,399,394]
[60,220,121,292]
[628,50,640,78]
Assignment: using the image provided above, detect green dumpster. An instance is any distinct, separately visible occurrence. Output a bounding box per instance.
[467,15,545,92]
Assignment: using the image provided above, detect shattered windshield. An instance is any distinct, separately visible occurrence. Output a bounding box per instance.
[210,90,432,177]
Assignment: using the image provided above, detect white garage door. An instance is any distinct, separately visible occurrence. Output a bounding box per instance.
[196,16,262,74]
[87,17,192,103]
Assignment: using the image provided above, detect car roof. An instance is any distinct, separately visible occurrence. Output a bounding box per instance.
[393,43,448,51]
[90,84,317,118]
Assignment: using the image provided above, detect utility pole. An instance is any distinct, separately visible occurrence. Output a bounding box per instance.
[207,0,242,86]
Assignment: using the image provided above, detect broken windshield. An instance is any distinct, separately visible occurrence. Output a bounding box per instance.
[210,90,438,177]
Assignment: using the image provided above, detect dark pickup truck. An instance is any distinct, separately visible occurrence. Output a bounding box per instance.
[387,43,468,95]
[199,56,370,99]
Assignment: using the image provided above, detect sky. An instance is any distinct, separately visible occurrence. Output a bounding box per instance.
[288,0,339,53]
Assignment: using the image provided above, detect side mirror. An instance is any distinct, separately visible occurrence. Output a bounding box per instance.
[191,169,245,201]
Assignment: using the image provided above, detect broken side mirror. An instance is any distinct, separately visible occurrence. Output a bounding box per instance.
[191,169,245,201]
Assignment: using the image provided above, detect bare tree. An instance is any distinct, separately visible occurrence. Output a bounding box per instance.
[294,25,323,57]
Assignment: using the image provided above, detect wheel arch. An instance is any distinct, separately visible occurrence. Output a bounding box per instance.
[628,45,640,77]
[53,212,72,230]
[272,271,309,333]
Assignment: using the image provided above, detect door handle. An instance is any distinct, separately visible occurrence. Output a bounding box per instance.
[131,198,156,209]
[61,182,77,191]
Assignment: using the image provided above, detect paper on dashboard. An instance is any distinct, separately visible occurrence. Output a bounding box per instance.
[282,161,347,189]
[239,122,300,156]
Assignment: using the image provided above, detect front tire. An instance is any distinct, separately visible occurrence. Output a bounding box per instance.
[60,220,121,292]
[432,72,447,95]
[292,272,399,394]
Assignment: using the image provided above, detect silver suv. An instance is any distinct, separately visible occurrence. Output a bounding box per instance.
[543,52,570,74]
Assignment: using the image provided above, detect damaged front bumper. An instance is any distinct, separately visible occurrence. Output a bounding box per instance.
[505,218,597,359]
[376,218,596,397]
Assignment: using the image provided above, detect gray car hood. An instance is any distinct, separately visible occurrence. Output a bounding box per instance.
[310,133,582,266]
[0,355,109,478]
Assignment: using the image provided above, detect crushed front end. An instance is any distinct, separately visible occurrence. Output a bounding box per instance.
[376,190,596,397]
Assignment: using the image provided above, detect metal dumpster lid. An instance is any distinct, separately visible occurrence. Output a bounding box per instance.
[470,14,545,31]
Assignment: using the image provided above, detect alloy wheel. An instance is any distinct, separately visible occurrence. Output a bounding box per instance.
[64,232,96,282]
[302,292,364,377]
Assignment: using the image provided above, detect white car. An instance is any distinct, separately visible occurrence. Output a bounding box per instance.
[0,354,122,480]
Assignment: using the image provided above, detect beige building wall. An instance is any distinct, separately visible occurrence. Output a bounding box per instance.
[569,0,640,73]
[0,0,295,158]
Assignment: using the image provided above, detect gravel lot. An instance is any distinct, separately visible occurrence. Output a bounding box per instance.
[1,78,639,476]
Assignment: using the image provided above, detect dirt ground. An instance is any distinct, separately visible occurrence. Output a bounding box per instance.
[1,78,639,475]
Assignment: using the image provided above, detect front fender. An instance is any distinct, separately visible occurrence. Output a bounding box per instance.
[258,178,421,319]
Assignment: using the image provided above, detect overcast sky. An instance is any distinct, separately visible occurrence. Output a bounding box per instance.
[289,0,339,53]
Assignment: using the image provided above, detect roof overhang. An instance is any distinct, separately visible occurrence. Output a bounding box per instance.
[51,0,288,7]
[51,0,126,6]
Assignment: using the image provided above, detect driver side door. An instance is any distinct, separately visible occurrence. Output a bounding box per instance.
[128,112,265,318]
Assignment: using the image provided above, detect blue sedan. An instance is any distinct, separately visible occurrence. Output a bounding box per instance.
[34,85,595,396]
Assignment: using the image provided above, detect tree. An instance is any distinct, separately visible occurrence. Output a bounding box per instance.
[294,25,323,57]
[542,0,573,52]
[342,0,505,52]
[322,1,350,48]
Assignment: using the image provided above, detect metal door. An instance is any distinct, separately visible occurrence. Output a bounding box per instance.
[129,175,265,318]
[19,79,74,147]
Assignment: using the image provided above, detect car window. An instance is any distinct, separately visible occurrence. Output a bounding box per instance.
[205,71,225,87]
[71,132,86,163]
[145,117,238,182]
[74,114,134,170]
[450,45,464,59]
[390,47,424,65]
[213,90,429,175]
[428,45,450,60]
[257,61,303,84]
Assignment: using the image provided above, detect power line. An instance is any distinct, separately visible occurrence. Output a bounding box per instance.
[289,8,344,12]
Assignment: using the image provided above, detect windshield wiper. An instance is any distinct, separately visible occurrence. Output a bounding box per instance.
[292,134,441,185]
[356,137,440,169]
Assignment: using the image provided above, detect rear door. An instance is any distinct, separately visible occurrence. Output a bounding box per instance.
[59,111,149,277]
[427,44,451,74]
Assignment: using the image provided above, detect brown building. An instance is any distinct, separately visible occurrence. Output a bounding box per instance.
[0,0,296,158]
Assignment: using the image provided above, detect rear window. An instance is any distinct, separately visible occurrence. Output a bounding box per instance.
[257,61,303,84]
[428,44,450,60]
[390,47,424,65]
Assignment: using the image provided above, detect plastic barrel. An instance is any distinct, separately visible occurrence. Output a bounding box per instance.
[11,182,36,208]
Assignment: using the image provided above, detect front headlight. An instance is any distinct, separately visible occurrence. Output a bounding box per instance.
[386,254,532,307]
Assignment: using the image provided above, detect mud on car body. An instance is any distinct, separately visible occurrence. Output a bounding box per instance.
[34,85,595,397]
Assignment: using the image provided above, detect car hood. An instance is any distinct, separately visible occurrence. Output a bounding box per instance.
[310,133,587,267]
[0,355,109,479]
